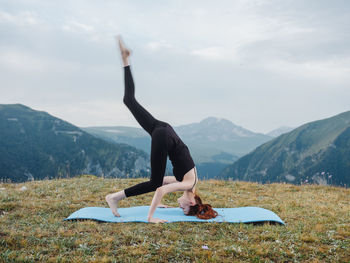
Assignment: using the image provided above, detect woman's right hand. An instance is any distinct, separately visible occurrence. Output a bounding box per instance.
[148,217,169,224]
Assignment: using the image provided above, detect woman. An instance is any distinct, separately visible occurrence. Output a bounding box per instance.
[106,35,218,223]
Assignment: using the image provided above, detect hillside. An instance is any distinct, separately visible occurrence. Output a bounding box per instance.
[0,176,349,262]
[221,111,350,187]
[0,104,150,183]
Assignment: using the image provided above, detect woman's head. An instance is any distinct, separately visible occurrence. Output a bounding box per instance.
[177,190,218,219]
[177,190,196,214]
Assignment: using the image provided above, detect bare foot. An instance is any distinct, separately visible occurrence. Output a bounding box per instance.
[116,35,132,59]
[105,194,121,217]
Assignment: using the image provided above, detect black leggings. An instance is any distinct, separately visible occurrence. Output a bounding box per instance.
[123,65,168,197]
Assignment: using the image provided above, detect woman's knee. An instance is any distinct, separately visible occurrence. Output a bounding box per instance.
[150,179,163,189]
[123,95,134,107]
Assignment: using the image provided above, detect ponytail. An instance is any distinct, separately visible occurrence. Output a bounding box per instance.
[187,193,218,220]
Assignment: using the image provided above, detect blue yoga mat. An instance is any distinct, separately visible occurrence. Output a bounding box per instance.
[64,206,284,225]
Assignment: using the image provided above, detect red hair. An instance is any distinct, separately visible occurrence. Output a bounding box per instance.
[186,192,218,219]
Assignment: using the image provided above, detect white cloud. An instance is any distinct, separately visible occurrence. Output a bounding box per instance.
[0,48,46,72]
[61,20,108,43]
[191,47,224,60]
[264,57,350,84]
[0,48,81,73]
[190,46,239,61]
[146,40,174,50]
[62,20,94,33]
[0,9,44,27]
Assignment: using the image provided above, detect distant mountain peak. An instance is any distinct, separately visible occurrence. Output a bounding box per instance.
[267,126,294,137]
[200,116,232,125]
[197,116,257,137]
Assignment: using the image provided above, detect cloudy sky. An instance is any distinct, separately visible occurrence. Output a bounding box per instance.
[1,0,349,134]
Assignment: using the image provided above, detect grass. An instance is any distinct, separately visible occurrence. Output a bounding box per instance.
[0,175,349,262]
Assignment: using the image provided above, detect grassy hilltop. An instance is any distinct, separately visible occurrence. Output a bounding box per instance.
[1,176,349,262]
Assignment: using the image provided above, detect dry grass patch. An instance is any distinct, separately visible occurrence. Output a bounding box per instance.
[1,176,349,262]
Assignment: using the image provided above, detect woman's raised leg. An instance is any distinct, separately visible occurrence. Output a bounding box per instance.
[123,65,158,136]
[118,35,159,136]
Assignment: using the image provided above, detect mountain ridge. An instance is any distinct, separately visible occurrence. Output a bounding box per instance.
[0,104,150,182]
[220,110,350,187]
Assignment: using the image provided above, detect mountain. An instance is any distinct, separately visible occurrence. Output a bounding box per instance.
[82,117,272,178]
[174,117,272,157]
[0,104,150,183]
[267,126,294,137]
[220,111,350,187]
[83,117,272,161]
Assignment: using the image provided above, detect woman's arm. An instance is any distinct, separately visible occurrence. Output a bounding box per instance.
[147,181,193,223]
[156,176,178,208]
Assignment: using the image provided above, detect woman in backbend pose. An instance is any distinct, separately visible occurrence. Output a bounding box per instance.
[106,35,218,223]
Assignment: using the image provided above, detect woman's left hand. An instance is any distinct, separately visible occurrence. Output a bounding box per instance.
[148,217,169,224]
